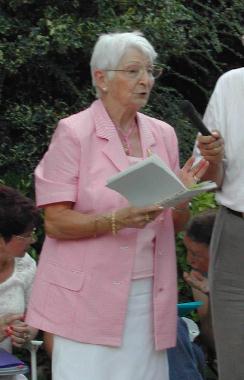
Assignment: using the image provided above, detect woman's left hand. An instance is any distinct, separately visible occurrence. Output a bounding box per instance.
[178,156,209,188]
[0,314,23,342]
[10,321,32,347]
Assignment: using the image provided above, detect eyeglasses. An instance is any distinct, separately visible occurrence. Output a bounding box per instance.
[14,228,37,243]
[105,64,163,80]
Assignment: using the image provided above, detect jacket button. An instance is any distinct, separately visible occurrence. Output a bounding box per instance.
[120,246,129,250]
[158,287,163,292]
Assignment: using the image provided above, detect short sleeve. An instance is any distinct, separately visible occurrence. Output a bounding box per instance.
[194,74,226,162]
[15,253,37,307]
[203,81,223,133]
[35,120,81,207]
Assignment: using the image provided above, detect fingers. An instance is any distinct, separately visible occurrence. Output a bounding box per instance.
[116,205,164,230]
[183,271,190,282]
[197,130,222,144]
[130,206,162,228]
[3,324,30,347]
[183,271,200,289]
[0,314,24,341]
[198,141,224,157]
[190,270,205,280]
[182,156,195,172]
[10,324,31,347]
[180,156,209,187]
[192,159,209,182]
[183,271,209,293]
[136,205,164,225]
[143,205,164,217]
[11,334,26,347]
[197,131,224,163]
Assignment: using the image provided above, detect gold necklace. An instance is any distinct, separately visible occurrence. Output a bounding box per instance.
[116,121,137,155]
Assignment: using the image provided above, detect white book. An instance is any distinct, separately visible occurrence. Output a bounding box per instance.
[106,154,217,207]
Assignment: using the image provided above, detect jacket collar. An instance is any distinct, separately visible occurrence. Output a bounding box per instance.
[91,99,156,171]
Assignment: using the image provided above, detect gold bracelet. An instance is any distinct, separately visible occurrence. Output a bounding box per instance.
[111,211,117,235]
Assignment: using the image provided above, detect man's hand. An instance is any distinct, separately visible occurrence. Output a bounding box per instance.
[197,130,224,165]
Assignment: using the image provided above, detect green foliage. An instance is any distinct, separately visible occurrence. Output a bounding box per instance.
[1,0,243,181]
[190,191,218,215]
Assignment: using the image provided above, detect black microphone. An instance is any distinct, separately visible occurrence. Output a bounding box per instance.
[180,100,211,136]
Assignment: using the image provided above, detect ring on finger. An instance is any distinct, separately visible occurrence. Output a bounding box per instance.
[193,175,200,183]
[145,214,150,222]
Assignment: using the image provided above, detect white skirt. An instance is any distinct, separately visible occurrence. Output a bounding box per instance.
[52,278,169,380]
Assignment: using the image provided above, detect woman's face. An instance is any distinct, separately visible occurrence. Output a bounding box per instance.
[104,48,155,111]
[184,235,209,274]
[0,229,35,259]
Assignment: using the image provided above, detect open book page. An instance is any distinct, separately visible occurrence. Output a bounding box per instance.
[106,154,217,207]
[161,181,217,208]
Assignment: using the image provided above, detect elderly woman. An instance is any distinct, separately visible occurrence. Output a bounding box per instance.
[26,31,208,380]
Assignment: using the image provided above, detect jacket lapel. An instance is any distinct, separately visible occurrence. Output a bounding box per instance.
[92,100,157,171]
[102,135,129,172]
[92,100,129,172]
[137,113,156,158]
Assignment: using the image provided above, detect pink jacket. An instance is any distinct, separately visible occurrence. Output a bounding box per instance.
[26,100,179,350]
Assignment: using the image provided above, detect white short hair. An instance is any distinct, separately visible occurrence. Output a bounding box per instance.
[90,31,158,94]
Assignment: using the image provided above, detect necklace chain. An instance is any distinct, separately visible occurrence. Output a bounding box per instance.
[116,121,137,155]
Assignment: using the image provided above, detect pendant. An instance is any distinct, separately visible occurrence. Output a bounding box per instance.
[124,145,129,154]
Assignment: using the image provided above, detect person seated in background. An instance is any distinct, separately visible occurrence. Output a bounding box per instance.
[0,184,40,375]
[183,210,216,354]
[167,210,216,380]
[168,316,205,380]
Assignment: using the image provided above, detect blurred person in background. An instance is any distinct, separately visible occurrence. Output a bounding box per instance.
[184,211,216,354]
[168,211,216,380]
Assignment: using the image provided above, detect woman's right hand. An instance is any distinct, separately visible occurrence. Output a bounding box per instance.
[114,204,164,231]
[44,202,164,240]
